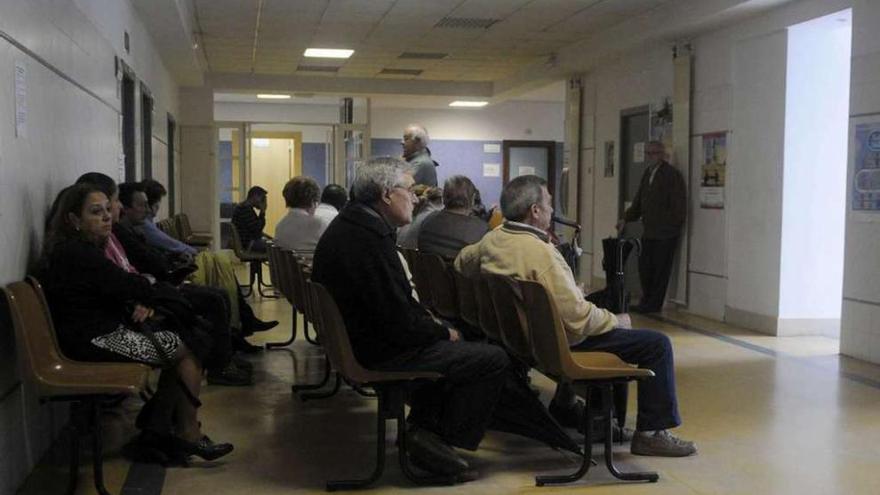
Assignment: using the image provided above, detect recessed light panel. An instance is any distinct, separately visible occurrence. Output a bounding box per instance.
[257,94,291,99]
[304,48,354,58]
[449,101,488,107]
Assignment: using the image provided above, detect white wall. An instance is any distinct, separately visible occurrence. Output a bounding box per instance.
[779,11,851,335]
[0,1,179,492]
[841,0,880,364]
[574,0,854,329]
[214,99,565,143]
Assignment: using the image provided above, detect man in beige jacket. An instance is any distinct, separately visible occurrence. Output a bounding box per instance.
[455,175,696,457]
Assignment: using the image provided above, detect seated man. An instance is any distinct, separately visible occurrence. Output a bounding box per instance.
[418,175,489,260]
[455,175,696,457]
[275,176,328,261]
[314,183,347,225]
[232,186,271,252]
[311,157,510,478]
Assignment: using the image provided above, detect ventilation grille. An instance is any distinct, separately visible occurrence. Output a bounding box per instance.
[398,52,448,60]
[296,65,339,73]
[379,68,423,76]
[434,17,499,29]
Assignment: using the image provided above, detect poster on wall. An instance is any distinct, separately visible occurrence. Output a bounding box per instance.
[604,141,615,177]
[852,121,880,211]
[700,132,727,209]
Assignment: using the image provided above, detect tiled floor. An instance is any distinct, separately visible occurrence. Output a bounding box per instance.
[19,294,880,495]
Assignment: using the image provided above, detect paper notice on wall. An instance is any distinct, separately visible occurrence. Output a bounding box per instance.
[483,163,500,177]
[14,61,27,138]
[633,142,645,162]
[519,166,536,176]
[853,121,880,211]
[483,143,501,153]
[700,132,727,209]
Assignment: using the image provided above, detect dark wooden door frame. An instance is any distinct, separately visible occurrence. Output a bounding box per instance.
[502,140,557,198]
[618,105,650,217]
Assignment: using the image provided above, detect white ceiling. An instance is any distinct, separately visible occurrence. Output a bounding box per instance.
[191,0,669,81]
[134,0,797,101]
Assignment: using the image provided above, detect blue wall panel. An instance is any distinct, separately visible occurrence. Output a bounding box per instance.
[302,142,327,187]
[218,141,232,203]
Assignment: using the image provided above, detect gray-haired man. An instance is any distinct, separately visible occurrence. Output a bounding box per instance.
[402,123,439,187]
[312,156,509,479]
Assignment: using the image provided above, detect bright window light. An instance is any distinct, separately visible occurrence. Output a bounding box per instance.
[449,100,488,107]
[252,138,270,148]
[256,94,291,99]
[304,48,354,58]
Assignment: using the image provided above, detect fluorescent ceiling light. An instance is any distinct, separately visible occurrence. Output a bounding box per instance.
[449,100,488,107]
[257,94,290,99]
[304,48,354,58]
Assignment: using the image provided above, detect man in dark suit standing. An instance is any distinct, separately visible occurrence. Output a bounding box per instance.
[617,141,686,313]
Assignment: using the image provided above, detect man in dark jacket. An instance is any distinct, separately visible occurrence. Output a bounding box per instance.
[232,186,270,252]
[617,141,687,313]
[311,157,509,479]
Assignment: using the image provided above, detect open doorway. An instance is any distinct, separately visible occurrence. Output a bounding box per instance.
[249,131,302,237]
[779,9,852,339]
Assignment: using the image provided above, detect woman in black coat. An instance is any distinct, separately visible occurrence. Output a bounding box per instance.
[39,183,233,462]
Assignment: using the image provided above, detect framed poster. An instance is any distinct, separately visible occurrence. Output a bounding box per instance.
[700,132,727,209]
[852,120,880,211]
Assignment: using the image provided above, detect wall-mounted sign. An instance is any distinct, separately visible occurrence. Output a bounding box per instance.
[700,132,727,209]
[483,163,500,177]
[604,141,615,177]
[853,121,880,212]
[14,61,27,138]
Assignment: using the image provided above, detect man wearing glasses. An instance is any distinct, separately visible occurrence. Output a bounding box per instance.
[616,140,687,313]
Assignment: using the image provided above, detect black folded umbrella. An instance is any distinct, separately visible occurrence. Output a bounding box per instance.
[487,371,582,456]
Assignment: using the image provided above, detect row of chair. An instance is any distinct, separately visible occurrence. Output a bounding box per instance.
[399,247,660,486]
[155,213,213,249]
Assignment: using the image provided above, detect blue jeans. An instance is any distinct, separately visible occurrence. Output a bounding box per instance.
[571,328,681,431]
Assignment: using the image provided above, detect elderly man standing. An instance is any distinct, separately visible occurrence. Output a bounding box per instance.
[402,123,438,187]
[311,157,509,479]
[616,140,686,313]
[456,175,696,457]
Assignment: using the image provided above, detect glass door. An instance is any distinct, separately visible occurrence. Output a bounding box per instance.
[333,123,370,189]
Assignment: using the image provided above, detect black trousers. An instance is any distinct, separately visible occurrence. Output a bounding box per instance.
[638,237,678,312]
[179,284,233,370]
[375,340,510,450]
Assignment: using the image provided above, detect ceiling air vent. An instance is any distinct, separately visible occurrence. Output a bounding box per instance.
[398,52,448,60]
[296,65,339,73]
[379,68,423,76]
[434,17,499,29]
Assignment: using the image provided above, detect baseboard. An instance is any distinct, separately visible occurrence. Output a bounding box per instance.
[776,318,840,338]
[725,306,778,335]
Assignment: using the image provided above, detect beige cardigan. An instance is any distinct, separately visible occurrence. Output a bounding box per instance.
[455,222,618,345]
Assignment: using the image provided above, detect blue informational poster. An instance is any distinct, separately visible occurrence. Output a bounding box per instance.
[853,122,880,211]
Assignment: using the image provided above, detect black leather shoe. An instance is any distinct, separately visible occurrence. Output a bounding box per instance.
[406,427,468,476]
[171,435,234,461]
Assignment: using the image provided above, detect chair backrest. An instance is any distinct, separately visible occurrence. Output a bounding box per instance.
[157,218,180,240]
[229,222,248,258]
[285,250,309,316]
[275,248,294,303]
[2,278,69,394]
[485,274,534,364]
[519,280,581,378]
[452,269,479,327]
[473,276,501,341]
[307,281,372,383]
[175,213,194,239]
[418,253,458,320]
[409,251,434,309]
[267,244,286,299]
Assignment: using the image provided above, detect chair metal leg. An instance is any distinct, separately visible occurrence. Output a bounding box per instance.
[66,412,80,495]
[91,401,112,495]
[326,389,388,491]
[601,386,658,483]
[304,321,320,346]
[266,310,297,349]
[291,355,331,393]
[256,262,279,299]
[536,384,594,486]
[300,373,341,401]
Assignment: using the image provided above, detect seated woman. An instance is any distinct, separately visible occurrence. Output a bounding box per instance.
[38,183,234,462]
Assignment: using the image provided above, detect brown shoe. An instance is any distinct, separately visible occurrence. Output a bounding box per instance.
[630,430,697,457]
